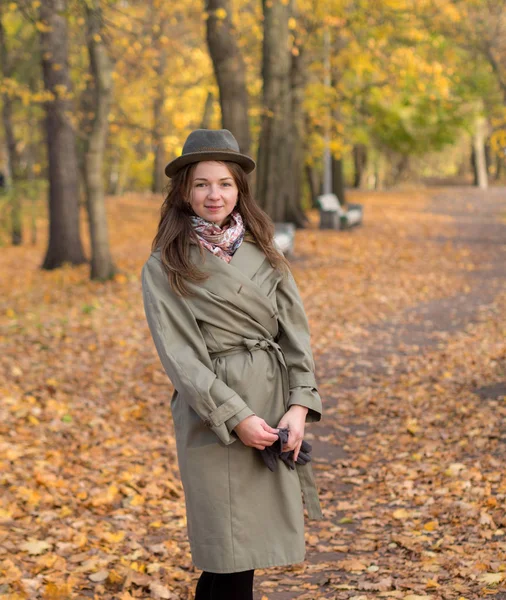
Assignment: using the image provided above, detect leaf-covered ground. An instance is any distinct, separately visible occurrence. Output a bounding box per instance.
[1,187,505,600]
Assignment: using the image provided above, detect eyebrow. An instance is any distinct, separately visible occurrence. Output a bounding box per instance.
[194,177,234,181]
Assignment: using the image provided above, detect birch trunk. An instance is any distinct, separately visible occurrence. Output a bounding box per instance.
[473,116,488,190]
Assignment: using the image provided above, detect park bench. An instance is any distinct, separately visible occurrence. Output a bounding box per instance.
[317,193,363,230]
[274,222,296,258]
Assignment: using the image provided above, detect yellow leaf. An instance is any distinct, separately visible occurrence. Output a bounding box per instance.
[130,494,145,506]
[20,539,52,555]
[102,530,125,544]
[393,508,410,520]
[215,7,227,19]
[423,521,438,531]
[479,573,505,585]
[406,418,419,435]
[42,582,73,599]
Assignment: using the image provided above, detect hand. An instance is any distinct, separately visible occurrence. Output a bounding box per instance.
[233,415,279,450]
[277,405,309,461]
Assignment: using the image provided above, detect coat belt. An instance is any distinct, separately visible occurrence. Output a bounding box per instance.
[210,338,323,521]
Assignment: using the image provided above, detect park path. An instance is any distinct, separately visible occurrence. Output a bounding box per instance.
[255,187,506,600]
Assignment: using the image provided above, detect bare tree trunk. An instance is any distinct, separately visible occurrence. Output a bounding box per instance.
[151,71,166,194]
[151,18,168,195]
[473,116,488,190]
[306,165,320,208]
[200,91,215,129]
[332,156,346,204]
[256,0,306,225]
[286,38,308,226]
[353,144,367,189]
[39,0,85,269]
[206,0,251,154]
[82,0,115,280]
[0,10,23,245]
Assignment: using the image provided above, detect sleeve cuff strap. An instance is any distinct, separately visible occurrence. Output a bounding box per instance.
[289,372,317,389]
[207,394,251,428]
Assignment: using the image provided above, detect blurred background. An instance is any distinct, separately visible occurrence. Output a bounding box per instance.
[0,0,505,260]
[1,2,506,599]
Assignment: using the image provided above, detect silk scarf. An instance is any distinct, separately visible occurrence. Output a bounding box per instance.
[190,210,245,263]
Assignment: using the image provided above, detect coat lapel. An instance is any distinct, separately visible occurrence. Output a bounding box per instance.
[190,242,278,335]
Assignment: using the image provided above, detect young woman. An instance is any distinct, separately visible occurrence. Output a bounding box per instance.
[141,129,322,600]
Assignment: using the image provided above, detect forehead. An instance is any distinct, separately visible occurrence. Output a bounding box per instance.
[193,161,234,179]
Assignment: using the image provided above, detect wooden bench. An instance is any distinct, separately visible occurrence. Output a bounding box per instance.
[317,193,363,230]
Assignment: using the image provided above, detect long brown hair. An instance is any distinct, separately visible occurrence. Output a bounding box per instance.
[152,161,289,296]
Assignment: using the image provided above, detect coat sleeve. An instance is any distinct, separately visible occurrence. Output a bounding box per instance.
[275,269,322,423]
[141,255,254,445]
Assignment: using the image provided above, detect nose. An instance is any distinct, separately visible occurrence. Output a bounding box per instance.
[207,184,221,200]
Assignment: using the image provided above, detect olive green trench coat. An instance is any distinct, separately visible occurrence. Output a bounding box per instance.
[141,240,323,573]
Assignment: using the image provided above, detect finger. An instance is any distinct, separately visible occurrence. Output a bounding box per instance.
[261,422,279,434]
[255,445,266,451]
[293,440,303,462]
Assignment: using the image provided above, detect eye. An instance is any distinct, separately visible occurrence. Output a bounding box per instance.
[222,182,231,187]
[195,183,206,187]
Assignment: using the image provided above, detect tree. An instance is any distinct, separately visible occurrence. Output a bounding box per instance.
[205,0,251,154]
[82,0,116,280]
[39,0,85,268]
[256,0,307,225]
[0,6,22,244]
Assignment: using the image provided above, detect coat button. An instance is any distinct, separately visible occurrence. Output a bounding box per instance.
[203,418,212,427]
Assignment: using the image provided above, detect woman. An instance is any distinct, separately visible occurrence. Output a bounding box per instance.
[141,129,322,600]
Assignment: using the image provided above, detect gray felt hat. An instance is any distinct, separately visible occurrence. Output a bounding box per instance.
[164,129,256,178]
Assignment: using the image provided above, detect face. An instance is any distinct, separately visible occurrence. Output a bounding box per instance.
[189,161,239,226]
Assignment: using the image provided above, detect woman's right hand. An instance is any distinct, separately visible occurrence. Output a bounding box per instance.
[233,415,279,450]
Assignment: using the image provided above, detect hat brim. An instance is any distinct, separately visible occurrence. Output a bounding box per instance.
[165,150,256,178]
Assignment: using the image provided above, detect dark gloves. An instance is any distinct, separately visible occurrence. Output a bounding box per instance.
[259,427,313,472]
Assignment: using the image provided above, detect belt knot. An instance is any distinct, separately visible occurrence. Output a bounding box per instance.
[244,338,270,352]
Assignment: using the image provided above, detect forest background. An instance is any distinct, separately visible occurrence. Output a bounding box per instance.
[0,0,505,280]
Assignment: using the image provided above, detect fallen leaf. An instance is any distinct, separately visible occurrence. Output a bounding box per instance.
[19,539,51,555]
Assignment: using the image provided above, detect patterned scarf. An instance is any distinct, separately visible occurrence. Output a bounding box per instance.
[190,210,245,263]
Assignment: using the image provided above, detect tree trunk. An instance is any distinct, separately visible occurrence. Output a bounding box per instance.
[473,116,488,189]
[0,10,23,245]
[206,0,251,154]
[200,91,215,129]
[332,156,346,204]
[39,0,85,269]
[151,34,168,194]
[82,0,116,280]
[353,144,367,189]
[256,0,306,225]
[306,165,320,208]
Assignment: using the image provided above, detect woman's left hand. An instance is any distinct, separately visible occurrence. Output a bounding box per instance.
[276,405,309,462]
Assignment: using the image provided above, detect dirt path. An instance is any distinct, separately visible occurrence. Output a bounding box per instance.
[255,187,506,600]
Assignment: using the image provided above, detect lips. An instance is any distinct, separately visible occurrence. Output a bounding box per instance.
[205,206,223,211]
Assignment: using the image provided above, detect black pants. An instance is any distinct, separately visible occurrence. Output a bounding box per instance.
[194,569,254,600]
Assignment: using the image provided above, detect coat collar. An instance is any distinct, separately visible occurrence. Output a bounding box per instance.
[189,241,279,336]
